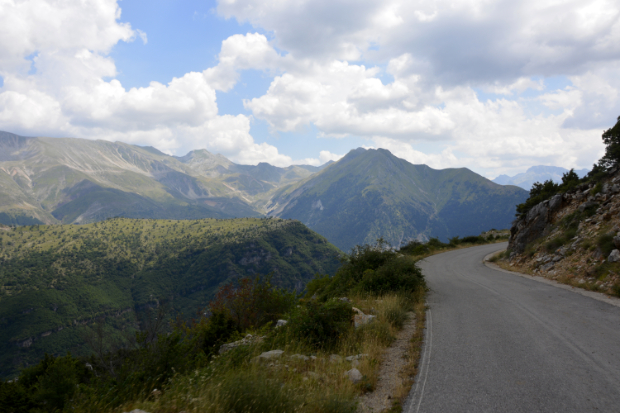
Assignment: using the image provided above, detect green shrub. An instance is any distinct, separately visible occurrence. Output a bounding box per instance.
[355,257,424,295]
[0,353,88,413]
[597,233,615,257]
[209,275,297,331]
[196,311,238,356]
[313,239,399,299]
[288,299,354,350]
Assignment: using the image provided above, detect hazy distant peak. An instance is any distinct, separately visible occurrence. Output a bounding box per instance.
[525,165,569,174]
[493,165,590,190]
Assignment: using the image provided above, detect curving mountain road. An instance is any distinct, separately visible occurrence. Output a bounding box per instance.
[405,242,620,413]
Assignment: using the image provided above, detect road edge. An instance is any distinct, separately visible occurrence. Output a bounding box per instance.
[483,248,620,309]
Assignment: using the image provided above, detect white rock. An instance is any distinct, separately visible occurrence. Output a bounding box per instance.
[275,319,288,328]
[352,307,376,328]
[608,249,620,263]
[344,368,363,384]
[258,350,284,360]
[345,354,369,361]
[329,354,343,363]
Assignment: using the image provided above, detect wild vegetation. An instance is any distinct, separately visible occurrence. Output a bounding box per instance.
[0,239,427,413]
[500,116,620,297]
[515,115,620,219]
[269,147,528,252]
[0,217,341,379]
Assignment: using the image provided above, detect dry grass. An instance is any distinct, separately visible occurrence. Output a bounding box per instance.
[104,291,426,413]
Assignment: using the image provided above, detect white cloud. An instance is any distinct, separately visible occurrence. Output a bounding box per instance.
[0,2,294,166]
[1,0,619,177]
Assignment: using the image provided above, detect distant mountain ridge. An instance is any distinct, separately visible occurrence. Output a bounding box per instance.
[268,148,529,251]
[0,131,322,226]
[2,131,529,251]
[493,165,589,190]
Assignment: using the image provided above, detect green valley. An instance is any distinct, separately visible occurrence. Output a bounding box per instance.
[0,217,341,378]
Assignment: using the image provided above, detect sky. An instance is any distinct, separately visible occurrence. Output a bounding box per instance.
[1,0,619,179]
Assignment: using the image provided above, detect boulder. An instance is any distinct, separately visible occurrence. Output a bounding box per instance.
[344,368,363,384]
[579,201,599,212]
[329,354,344,363]
[548,194,563,211]
[540,262,555,272]
[219,334,261,354]
[257,350,284,360]
[608,249,620,263]
[352,307,376,328]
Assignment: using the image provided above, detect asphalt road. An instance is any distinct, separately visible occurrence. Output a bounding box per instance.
[404,242,620,413]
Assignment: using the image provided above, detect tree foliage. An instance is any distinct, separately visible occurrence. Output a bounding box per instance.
[599,116,620,170]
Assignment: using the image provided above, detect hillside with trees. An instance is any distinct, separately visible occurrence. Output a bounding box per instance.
[0,217,341,378]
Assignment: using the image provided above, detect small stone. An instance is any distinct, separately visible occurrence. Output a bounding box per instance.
[257,350,284,361]
[344,368,363,384]
[339,297,351,303]
[329,354,343,363]
[275,319,288,328]
[289,354,309,361]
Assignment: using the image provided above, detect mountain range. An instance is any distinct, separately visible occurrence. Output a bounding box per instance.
[1,130,528,250]
[268,148,528,251]
[0,131,324,226]
[493,165,590,190]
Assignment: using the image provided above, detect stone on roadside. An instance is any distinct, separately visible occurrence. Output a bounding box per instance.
[344,368,363,384]
[608,249,620,263]
[329,354,343,363]
[219,334,260,354]
[345,354,369,361]
[352,307,376,328]
[253,350,284,362]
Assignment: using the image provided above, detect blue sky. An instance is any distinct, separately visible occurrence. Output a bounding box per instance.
[0,0,619,177]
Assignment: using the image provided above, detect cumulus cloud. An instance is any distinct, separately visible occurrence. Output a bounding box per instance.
[218,0,619,173]
[1,0,619,176]
[0,1,294,166]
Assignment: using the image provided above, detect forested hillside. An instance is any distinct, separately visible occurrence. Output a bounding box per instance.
[0,217,341,378]
[269,148,528,251]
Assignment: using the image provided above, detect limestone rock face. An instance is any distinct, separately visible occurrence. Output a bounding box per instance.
[510,201,550,253]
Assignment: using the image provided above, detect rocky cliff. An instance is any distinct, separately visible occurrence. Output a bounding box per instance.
[500,168,620,297]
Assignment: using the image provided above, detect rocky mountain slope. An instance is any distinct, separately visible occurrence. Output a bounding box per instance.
[500,170,620,297]
[269,148,528,252]
[0,217,341,378]
[0,131,319,225]
[493,165,589,190]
